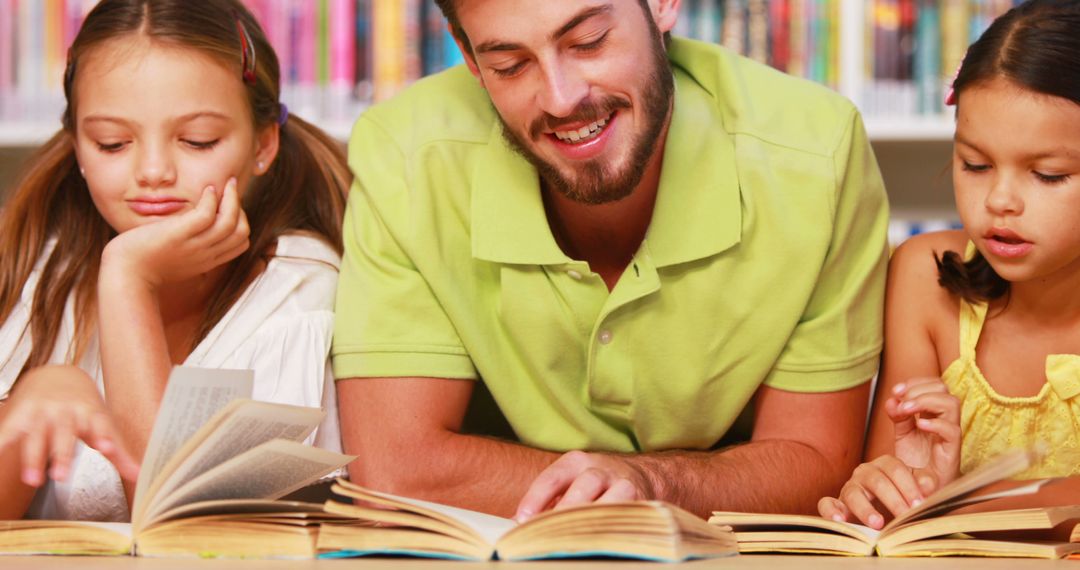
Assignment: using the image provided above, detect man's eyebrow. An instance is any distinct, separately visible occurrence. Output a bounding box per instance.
[473,4,613,55]
[551,4,612,42]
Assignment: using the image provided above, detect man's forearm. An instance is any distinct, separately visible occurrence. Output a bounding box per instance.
[349,430,559,518]
[355,434,841,519]
[628,439,846,518]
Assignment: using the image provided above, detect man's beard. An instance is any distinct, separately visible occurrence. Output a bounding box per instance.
[498,27,675,205]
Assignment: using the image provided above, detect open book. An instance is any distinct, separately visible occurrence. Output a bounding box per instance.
[709,448,1080,558]
[0,367,354,558]
[316,479,737,561]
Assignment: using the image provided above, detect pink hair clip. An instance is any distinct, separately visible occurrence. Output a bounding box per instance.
[234,15,257,85]
[944,62,962,106]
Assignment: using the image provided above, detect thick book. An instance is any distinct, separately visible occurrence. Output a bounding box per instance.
[317,479,738,562]
[709,449,1080,558]
[0,367,353,558]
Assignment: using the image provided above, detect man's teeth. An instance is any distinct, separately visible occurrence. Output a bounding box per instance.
[555,117,609,143]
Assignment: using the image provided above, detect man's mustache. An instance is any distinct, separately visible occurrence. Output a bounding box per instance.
[529,95,632,140]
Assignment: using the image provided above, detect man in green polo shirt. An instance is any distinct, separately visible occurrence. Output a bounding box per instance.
[334,0,888,520]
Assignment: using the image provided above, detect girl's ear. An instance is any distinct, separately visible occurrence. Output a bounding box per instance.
[253,123,280,175]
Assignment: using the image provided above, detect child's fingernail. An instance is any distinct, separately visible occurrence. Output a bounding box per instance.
[23,468,41,486]
[893,383,906,394]
[832,514,845,522]
[96,438,114,452]
[900,401,915,411]
[869,514,883,528]
[50,465,66,480]
[911,498,923,507]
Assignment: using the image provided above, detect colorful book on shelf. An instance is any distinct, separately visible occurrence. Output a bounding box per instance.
[0,366,353,559]
[317,479,738,562]
[709,448,1080,558]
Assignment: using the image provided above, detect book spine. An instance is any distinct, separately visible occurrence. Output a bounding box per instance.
[788,0,805,77]
[913,0,941,115]
[329,0,354,121]
[354,0,372,101]
[721,0,745,55]
[747,0,767,64]
[767,0,790,72]
[939,0,968,100]
[403,0,421,82]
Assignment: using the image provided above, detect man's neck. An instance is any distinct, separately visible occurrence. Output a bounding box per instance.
[542,134,667,291]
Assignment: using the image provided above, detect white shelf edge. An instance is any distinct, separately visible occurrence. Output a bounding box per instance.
[0,116,956,147]
[0,122,64,146]
[863,116,955,142]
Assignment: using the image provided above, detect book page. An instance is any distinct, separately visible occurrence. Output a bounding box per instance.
[334,480,516,546]
[883,447,1042,531]
[143,439,353,526]
[141,400,325,523]
[133,367,253,515]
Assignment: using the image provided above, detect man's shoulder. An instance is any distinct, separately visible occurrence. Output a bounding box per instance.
[671,37,859,157]
[351,65,497,156]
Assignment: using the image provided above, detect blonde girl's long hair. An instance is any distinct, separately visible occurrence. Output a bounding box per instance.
[0,0,350,370]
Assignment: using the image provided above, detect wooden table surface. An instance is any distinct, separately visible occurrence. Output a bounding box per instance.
[1,555,1077,569]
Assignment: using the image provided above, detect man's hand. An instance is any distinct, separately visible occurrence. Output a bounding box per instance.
[513,450,656,522]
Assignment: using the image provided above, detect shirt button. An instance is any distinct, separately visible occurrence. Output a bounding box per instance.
[598,330,613,345]
[567,269,583,280]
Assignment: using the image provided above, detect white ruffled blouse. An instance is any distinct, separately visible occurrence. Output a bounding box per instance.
[0,234,343,522]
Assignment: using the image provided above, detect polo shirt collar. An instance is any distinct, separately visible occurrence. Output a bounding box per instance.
[471,66,742,268]
[471,122,570,265]
[645,67,742,267]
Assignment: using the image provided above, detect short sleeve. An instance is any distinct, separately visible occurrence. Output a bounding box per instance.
[0,295,32,400]
[765,110,888,392]
[331,117,476,381]
[0,243,56,400]
[215,311,339,450]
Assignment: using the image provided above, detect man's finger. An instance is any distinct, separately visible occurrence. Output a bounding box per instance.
[552,469,608,511]
[515,464,576,523]
[595,478,638,504]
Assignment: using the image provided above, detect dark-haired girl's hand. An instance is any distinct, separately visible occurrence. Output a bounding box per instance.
[817,377,960,529]
[0,365,140,488]
[887,377,962,489]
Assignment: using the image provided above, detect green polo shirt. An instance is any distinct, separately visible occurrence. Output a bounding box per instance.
[333,38,888,453]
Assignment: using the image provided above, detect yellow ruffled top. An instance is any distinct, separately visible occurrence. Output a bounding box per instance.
[941,297,1080,479]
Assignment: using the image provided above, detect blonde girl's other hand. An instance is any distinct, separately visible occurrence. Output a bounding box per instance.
[0,366,140,487]
[101,177,251,289]
[887,376,962,489]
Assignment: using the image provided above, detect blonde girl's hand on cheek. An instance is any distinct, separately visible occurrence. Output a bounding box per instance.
[818,377,961,529]
[101,177,251,290]
[0,366,140,487]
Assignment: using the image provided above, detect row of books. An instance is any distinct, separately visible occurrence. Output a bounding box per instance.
[0,0,1031,132]
[1,408,1078,561]
[0,0,463,126]
[675,0,1023,117]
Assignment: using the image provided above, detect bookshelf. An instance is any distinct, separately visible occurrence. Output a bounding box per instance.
[0,0,1023,236]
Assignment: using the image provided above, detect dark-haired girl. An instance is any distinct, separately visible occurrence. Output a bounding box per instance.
[820,0,1080,529]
